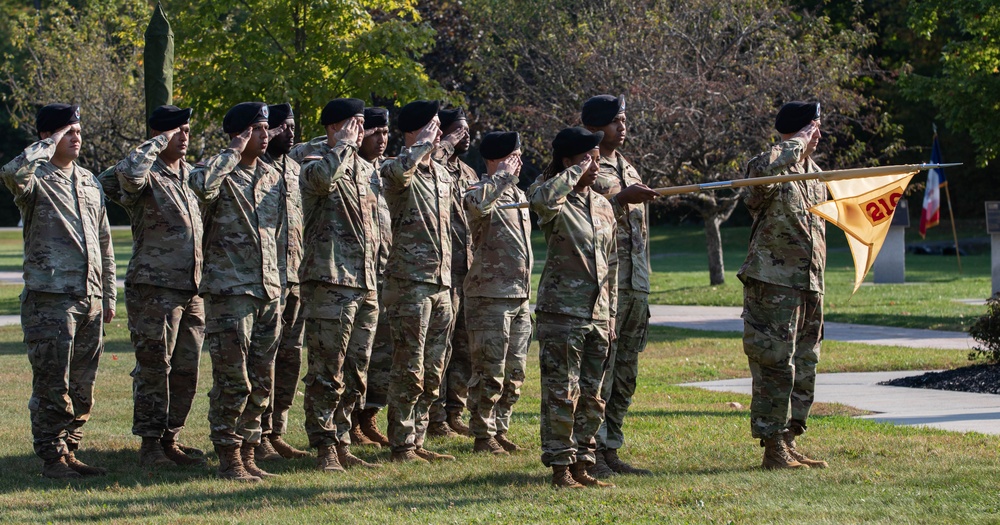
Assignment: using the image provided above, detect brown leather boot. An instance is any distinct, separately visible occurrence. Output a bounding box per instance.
[588,450,616,478]
[494,432,522,452]
[241,442,277,478]
[551,465,584,488]
[349,411,381,448]
[175,442,205,457]
[783,433,828,468]
[446,412,472,437]
[269,435,310,459]
[427,421,459,438]
[66,451,108,476]
[317,444,345,472]
[255,436,282,461]
[414,447,456,461]
[42,456,82,479]
[359,408,390,447]
[390,449,429,464]
[604,449,652,475]
[140,437,176,468]
[473,437,509,456]
[761,435,808,470]
[162,440,207,466]
[336,445,380,469]
[570,462,615,488]
[215,444,259,482]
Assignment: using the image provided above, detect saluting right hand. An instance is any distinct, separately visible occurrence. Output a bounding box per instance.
[332,116,363,146]
[497,154,523,177]
[228,127,253,153]
[415,119,440,145]
[49,125,72,145]
[160,127,180,142]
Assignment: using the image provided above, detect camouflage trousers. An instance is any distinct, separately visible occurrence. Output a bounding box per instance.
[465,296,530,439]
[384,276,453,453]
[597,289,649,451]
[301,283,378,448]
[364,278,393,410]
[742,278,822,439]
[262,283,305,437]
[22,291,105,461]
[125,284,204,441]
[537,312,610,467]
[430,278,471,423]
[205,294,281,447]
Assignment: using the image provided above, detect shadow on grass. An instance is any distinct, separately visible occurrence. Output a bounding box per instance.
[0,336,24,356]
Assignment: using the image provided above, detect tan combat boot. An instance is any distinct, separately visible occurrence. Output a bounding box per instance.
[783,433,828,468]
[494,432,522,452]
[269,435,310,459]
[551,465,584,489]
[359,408,391,447]
[604,449,652,475]
[241,442,277,478]
[317,444,345,472]
[42,456,82,479]
[349,410,381,448]
[414,447,456,462]
[255,436,282,461]
[140,437,176,468]
[336,445,380,469]
[761,435,808,470]
[473,437,509,456]
[588,450,615,479]
[390,449,430,464]
[447,412,472,437]
[427,421,459,438]
[174,442,205,457]
[570,462,615,488]
[215,444,259,482]
[66,451,108,476]
[162,440,206,466]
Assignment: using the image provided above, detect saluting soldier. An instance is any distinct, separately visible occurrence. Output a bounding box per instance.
[350,106,393,448]
[428,107,477,438]
[99,105,206,469]
[739,101,828,470]
[257,103,311,461]
[192,102,286,482]
[381,100,456,463]
[298,98,382,472]
[581,94,659,477]
[529,127,616,489]
[463,131,532,456]
[1,104,116,479]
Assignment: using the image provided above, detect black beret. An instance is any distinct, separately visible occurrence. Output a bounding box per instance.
[581,94,625,127]
[223,102,268,134]
[321,98,365,126]
[148,105,192,131]
[36,103,81,134]
[552,127,604,159]
[363,107,389,129]
[398,100,441,133]
[480,131,520,160]
[438,107,466,129]
[775,101,821,134]
[267,103,294,129]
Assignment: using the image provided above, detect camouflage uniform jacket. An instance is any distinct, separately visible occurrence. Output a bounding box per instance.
[463,168,533,299]
[287,135,326,164]
[434,143,478,276]
[298,140,380,291]
[1,139,116,308]
[262,152,303,285]
[737,137,826,293]
[381,142,452,287]
[591,153,650,293]
[100,133,202,292]
[191,149,286,300]
[363,155,392,275]
[529,165,617,321]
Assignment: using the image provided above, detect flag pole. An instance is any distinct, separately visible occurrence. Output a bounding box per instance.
[943,183,962,273]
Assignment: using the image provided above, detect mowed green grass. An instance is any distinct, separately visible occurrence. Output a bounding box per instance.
[0,320,997,524]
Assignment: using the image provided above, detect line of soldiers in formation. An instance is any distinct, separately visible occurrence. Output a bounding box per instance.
[1,94,830,487]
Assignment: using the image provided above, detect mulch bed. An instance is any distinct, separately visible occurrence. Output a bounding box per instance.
[881,363,1000,395]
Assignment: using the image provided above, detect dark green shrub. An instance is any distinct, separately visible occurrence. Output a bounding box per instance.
[968,293,1000,363]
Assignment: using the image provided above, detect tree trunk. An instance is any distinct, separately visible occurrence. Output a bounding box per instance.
[704,214,725,285]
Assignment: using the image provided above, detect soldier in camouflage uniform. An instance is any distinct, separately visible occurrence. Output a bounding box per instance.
[738,101,828,470]
[1,104,116,479]
[257,103,311,461]
[463,131,532,456]
[191,102,286,482]
[297,98,381,472]
[381,100,455,463]
[529,127,617,489]
[428,108,477,438]
[352,107,393,448]
[100,105,206,469]
[582,95,660,477]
